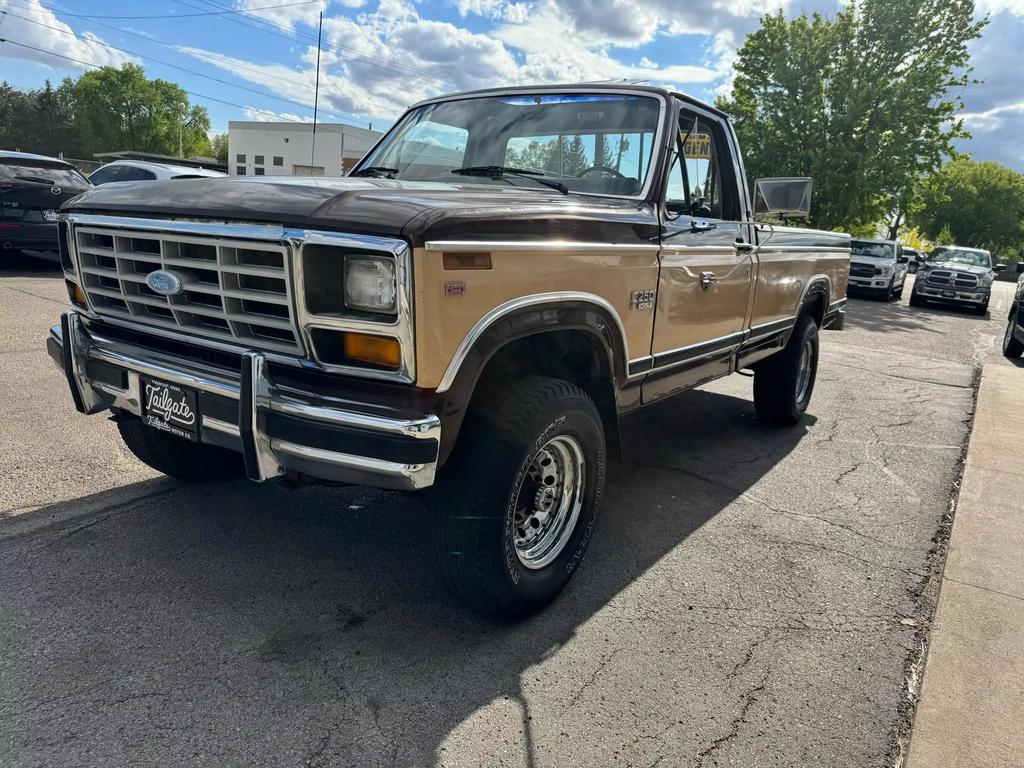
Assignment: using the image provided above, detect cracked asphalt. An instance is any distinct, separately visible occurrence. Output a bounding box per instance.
[1,253,1019,768]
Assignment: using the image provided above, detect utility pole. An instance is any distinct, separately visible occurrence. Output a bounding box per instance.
[310,10,323,170]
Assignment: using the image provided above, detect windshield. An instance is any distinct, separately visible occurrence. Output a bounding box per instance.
[851,241,895,259]
[356,92,662,197]
[929,248,991,268]
[0,161,89,188]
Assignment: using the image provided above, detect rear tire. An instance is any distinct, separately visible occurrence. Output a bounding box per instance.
[1003,306,1024,358]
[117,417,245,482]
[430,376,606,616]
[754,314,819,426]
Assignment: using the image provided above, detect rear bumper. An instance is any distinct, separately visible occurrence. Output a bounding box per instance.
[48,311,440,490]
[1,221,58,251]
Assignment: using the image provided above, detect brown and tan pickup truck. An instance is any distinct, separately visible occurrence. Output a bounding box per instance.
[48,84,849,615]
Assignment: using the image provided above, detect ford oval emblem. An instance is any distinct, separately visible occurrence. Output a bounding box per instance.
[146,269,184,296]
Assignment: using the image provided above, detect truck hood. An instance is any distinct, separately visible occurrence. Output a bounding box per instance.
[923,261,991,275]
[63,176,658,245]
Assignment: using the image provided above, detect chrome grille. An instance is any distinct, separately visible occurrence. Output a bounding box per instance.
[926,269,980,289]
[850,262,878,278]
[74,225,302,354]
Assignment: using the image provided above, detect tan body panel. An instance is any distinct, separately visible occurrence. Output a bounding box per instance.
[413,245,660,390]
[750,247,850,328]
[651,246,753,354]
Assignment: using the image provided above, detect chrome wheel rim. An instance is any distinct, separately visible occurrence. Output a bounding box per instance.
[512,435,585,570]
[795,339,814,404]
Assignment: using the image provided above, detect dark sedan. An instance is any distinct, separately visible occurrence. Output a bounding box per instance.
[1,151,92,257]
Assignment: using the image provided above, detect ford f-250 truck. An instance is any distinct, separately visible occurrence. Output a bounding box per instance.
[48,84,850,615]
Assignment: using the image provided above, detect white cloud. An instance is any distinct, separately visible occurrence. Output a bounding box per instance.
[242,107,313,122]
[0,0,135,69]
[234,0,328,30]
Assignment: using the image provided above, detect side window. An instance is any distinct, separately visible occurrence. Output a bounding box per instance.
[118,166,156,182]
[88,165,123,185]
[668,109,739,221]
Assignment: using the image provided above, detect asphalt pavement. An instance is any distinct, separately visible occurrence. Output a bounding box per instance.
[0,254,1018,768]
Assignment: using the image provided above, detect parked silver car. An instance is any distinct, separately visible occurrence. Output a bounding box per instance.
[89,160,225,185]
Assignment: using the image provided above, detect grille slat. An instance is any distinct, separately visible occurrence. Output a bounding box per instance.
[926,269,980,289]
[75,226,302,354]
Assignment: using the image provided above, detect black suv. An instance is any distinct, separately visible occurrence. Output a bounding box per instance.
[1,151,91,257]
[1003,262,1024,358]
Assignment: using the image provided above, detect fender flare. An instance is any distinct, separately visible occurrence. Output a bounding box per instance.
[432,293,630,466]
[797,274,831,325]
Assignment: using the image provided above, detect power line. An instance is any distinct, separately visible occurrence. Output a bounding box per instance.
[17,0,321,100]
[172,0,447,85]
[54,0,321,20]
[0,36,306,123]
[0,7,319,114]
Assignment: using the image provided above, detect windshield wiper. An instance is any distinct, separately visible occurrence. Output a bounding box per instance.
[14,175,56,185]
[451,166,568,195]
[350,166,397,178]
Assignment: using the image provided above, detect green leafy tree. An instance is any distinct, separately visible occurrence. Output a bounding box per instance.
[0,80,80,158]
[61,64,211,158]
[913,158,1024,256]
[561,135,589,176]
[717,0,986,233]
[210,132,229,165]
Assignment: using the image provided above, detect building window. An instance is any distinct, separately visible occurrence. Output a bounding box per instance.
[273,156,283,166]
[236,153,245,163]
[254,167,265,176]
[236,166,247,175]
[254,155,264,165]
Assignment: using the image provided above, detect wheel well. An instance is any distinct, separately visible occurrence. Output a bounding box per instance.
[801,288,827,327]
[473,330,621,458]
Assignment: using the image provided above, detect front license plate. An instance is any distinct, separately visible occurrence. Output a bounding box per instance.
[141,377,199,442]
[942,290,956,298]
[42,209,60,222]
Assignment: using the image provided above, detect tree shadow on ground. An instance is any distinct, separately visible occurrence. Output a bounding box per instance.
[0,386,816,767]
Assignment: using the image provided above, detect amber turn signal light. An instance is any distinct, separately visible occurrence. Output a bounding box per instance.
[65,279,87,308]
[344,332,401,369]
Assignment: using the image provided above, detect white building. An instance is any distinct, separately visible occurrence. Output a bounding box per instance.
[227,122,383,177]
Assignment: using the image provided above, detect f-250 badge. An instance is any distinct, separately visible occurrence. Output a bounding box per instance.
[630,289,656,310]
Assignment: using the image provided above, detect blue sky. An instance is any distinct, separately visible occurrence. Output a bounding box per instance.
[1,0,1021,171]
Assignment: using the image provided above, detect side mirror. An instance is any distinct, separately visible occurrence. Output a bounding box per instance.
[752,177,812,219]
[1016,261,1024,274]
[897,256,909,264]
[994,263,1007,273]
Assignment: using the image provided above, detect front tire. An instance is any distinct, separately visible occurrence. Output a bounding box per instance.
[1003,306,1024,358]
[431,376,606,616]
[117,417,245,482]
[909,287,926,307]
[754,314,819,426]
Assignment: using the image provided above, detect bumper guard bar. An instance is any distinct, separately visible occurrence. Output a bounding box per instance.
[50,311,440,490]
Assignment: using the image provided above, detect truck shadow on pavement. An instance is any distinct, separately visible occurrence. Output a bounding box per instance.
[845,294,990,335]
[3,387,811,767]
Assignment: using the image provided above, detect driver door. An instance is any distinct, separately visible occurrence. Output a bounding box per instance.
[644,109,753,402]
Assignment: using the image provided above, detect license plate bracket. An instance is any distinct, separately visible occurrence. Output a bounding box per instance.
[141,377,200,442]
[942,290,955,298]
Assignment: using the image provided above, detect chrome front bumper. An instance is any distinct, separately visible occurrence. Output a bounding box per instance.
[48,311,440,490]
[914,284,989,304]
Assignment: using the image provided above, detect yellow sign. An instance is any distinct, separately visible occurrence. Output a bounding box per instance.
[684,133,712,160]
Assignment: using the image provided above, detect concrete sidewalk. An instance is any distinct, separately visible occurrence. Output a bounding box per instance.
[907,364,1024,768]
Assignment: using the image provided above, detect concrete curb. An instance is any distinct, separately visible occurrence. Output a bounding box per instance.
[905,364,1024,768]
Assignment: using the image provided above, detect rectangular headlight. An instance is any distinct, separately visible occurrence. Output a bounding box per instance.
[344,255,397,314]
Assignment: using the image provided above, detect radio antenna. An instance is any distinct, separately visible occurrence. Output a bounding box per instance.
[310,10,323,171]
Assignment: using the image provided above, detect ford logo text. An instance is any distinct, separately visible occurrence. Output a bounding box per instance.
[145,269,185,297]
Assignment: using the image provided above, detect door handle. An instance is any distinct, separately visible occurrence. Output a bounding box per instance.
[735,242,755,253]
[690,220,717,233]
[700,271,719,289]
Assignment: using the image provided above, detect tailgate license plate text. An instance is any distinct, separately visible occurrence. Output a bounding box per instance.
[141,378,199,442]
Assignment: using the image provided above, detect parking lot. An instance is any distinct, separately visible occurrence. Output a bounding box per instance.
[0,253,1018,768]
